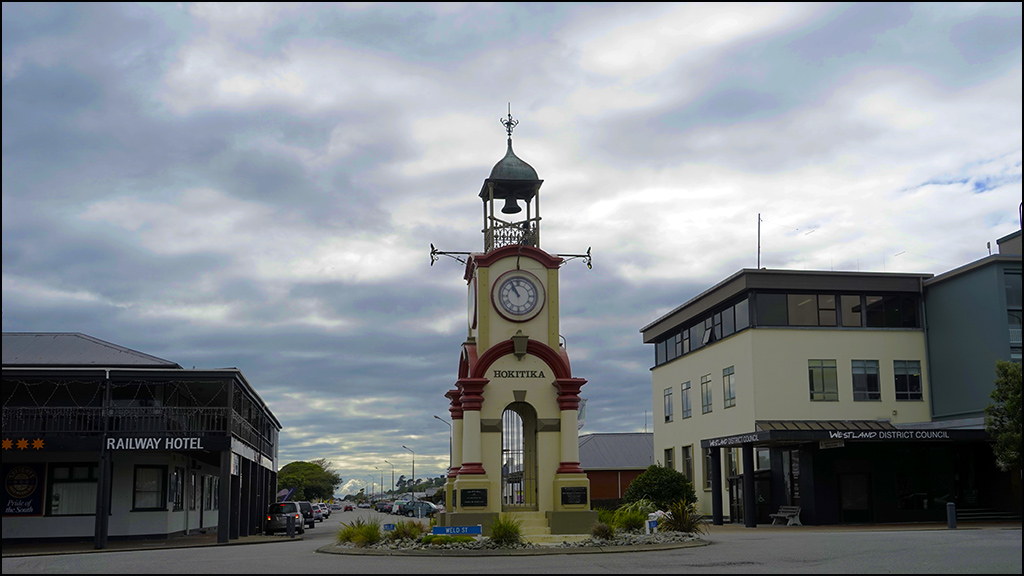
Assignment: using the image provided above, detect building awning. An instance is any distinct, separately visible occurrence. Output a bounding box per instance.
[700,420,990,449]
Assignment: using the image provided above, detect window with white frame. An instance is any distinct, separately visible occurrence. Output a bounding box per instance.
[723,366,736,408]
[852,360,881,401]
[664,387,674,422]
[701,374,713,413]
[681,445,694,483]
[808,359,839,401]
[894,360,923,400]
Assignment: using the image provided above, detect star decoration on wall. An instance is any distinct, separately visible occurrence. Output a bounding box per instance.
[2,438,45,450]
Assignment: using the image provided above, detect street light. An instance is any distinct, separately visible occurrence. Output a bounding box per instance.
[402,445,415,500]
[374,466,383,501]
[366,475,375,500]
[383,459,395,497]
[434,415,452,473]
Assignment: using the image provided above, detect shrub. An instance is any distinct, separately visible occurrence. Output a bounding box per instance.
[617,498,657,516]
[336,517,382,547]
[488,514,523,546]
[613,508,647,532]
[597,508,617,527]
[386,519,427,541]
[661,499,708,535]
[591,522,615,540]
[623,464,698,510]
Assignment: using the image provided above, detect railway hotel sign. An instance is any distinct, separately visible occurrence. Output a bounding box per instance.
[106,437,206,450]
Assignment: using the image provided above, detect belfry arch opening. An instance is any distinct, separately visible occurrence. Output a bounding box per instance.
[501,402,538,511]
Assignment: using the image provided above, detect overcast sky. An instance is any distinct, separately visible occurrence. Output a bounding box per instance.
[3,3,1021,497]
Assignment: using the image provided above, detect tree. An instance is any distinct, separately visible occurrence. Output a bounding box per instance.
[277,460,342,501]
[985,360,1022,472]
[623,464,697,509]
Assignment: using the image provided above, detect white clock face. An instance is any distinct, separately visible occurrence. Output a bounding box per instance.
[492,270,545,321]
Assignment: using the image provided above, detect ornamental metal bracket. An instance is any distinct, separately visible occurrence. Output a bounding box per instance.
[555,247,593,270]
[430,243,472,266]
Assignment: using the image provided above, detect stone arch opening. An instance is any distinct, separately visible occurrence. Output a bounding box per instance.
[501,401,538,511]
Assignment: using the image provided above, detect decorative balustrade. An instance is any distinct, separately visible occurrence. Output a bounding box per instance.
[2,406,231,436]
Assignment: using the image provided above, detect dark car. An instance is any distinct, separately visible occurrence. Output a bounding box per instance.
[396,500,439,518]
[374,501,392,513]
[265,501,305,535]
[296,501,316,529]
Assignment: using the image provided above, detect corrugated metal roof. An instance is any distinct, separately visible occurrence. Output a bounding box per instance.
[578,432,653,470]
[2,333,180,368]
[755,420,897,432]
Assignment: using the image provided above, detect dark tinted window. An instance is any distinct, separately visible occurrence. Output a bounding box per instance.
[756,293,788,326]
[269,502,297,514]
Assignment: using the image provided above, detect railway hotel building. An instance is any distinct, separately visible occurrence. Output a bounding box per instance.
[2,332,282,548]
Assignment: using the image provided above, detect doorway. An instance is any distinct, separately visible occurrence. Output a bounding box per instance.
[501,402,537,511]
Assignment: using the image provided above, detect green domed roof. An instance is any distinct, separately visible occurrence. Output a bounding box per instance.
[489,138,539,181]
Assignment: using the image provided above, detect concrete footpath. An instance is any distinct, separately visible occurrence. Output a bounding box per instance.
[2,520,1020,558]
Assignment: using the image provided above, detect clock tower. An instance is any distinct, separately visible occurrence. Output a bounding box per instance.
[438,111,596,538]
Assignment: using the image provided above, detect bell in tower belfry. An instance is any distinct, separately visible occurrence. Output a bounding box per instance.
[479,108,544,251]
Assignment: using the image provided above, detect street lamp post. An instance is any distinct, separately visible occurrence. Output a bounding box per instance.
[374,466,384,501]
[434,415,452,473]
[383,460,395,497]
[402,445,415,500]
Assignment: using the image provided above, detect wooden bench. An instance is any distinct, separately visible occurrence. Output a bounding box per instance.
[769,505,802,526]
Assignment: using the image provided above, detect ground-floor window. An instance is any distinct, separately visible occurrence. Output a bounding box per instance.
[681,445,694,483]
[169,467,184,511]
[133,465,167,511]
[48,463,98,516]
[702,448,713,491]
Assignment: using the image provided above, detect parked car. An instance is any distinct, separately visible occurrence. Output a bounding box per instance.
[265,501,305,535]
[330,503,342,511]
[319,503,331,518]
[374,500,392,513]
[311,503,324,522]
[296,501,317,529]
[396,500,439,518]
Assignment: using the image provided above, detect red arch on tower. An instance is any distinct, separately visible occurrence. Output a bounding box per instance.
[469,338,573,380]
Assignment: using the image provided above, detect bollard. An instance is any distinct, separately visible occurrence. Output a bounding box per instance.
[287,513,296,538]
[946,501,957,530]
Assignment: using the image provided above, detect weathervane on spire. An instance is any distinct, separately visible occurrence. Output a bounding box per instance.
[501,103,518,138]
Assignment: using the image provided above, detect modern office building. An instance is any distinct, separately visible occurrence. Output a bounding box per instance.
[2,332,282,548]
[640,229,1021,526]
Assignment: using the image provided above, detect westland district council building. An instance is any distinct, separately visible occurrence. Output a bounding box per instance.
[2,332,282,547]
[642,228,1022,526]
